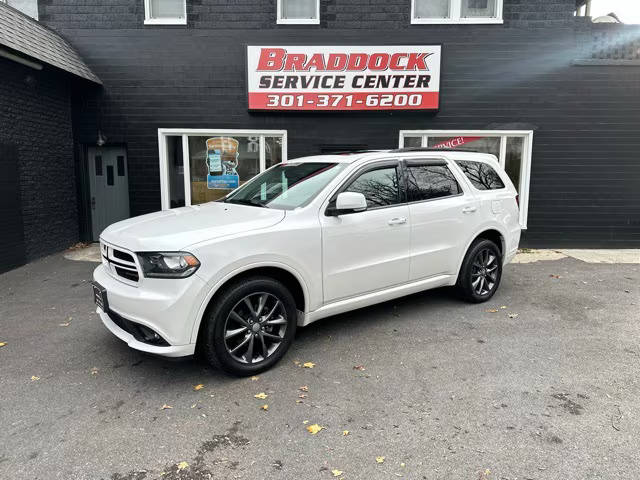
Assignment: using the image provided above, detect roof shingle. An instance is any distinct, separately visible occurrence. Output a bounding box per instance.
[0,3,101,84]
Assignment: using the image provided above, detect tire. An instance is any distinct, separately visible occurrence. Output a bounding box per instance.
[457,238,503,303]
[202,276,297,376]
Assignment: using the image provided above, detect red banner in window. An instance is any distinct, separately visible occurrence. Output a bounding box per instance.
[431,136,483,149]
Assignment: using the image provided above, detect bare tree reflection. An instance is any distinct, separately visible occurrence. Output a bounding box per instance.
[347,168,399,207]
[406,166,460,201]
[455,160,504,190]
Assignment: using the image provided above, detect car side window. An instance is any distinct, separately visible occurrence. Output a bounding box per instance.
[406,164,461,202]
[455,160,505,190]
[345,165,401,208]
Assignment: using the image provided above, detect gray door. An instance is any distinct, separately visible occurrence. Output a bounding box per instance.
[88,146,130,240]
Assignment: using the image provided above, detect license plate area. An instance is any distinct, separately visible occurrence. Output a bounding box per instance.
[92,281,109,312]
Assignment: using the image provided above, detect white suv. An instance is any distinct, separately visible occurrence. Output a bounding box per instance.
[92,149,520,375]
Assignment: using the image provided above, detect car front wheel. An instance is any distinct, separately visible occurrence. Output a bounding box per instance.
[202,276,297,376]
[457,238,503,303]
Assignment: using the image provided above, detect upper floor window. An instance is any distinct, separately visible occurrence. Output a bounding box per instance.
[144,0,186,25]
[277,0,320,25]
[1,0,38,20]
[412,0,503,24]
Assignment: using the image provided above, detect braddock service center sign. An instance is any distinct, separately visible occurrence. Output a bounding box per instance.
[247,45,441,111]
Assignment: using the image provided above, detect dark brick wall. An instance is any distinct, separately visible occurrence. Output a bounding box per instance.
[0,57,79,260]
[35,0,640,248]
[39,0,576,29]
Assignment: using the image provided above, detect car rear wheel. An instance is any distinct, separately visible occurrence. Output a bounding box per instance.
[202,276,297,376]
[457,238,503,303]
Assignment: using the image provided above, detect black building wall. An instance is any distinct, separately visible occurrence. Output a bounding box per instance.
[0,57,80,262]
[40,0,640,248]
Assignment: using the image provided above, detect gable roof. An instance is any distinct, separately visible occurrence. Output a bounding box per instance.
[0,3,101,84]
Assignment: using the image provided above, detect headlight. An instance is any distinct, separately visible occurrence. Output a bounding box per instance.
[137,252,200,279]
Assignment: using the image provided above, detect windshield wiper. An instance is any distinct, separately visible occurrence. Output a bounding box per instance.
[224,198,268,208]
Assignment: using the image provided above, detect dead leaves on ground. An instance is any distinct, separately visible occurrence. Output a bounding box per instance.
[193,384,204,391]
[161,404,173,410]
[331,469,344,477]
[176,461,189,471]
[30,375,40,381]
[375,456,385,464]
[260,404,269,411]
[0,342,6,348]
[306,423,325,434]
[254,392,268,399]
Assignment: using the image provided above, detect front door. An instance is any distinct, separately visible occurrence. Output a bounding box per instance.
[320,161,410,303]
[87,146,130,240]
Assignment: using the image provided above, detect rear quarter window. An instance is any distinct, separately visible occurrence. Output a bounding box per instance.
[455,160,505,190]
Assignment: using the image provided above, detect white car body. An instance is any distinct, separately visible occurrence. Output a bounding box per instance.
[93,150,521,358]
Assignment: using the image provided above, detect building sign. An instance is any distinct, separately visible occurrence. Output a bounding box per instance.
[247,45,441,111]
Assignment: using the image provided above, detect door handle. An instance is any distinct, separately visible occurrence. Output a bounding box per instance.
[462,206,477,214]
[91,196,96,210]
[388,217,407,225]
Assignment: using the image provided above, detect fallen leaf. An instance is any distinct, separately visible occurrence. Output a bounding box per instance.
[90,367,99,375]
[293,360,301,366]
[306,423,324,434]
[485,309,498,313]
[550,274,562,279]
[332,470,343,477]
[299,385,309,392]
[303,420,309,424]
[254,392,268,399]
[508,313,519,319]
[400,462,406,468]
[161,404,173,410]
[193,384,204,391]
[298,394,307,399]
[250,376,259,381]
[353,365,365,371]
[0,342,6,347]
[190,403,197,408]
[376,456,385,464]
[261,404,269,411]
[302,362,315,369]
[176,461,189,471]
[31,375,40,381]
[500,305,507,309]
[59,322,71,327]
[296,400,304,404]
[342,430,350,436]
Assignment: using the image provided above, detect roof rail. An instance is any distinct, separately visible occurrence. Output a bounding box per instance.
[389,147,479,153]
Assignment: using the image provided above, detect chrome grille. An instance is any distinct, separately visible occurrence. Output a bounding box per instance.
[101,242,140,284]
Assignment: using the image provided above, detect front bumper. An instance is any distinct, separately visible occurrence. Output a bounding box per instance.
[98,309,195,357]
[93,263,207,357]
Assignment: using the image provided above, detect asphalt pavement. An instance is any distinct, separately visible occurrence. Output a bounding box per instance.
[0,252,639,480]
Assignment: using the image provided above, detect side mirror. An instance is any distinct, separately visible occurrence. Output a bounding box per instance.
[334,192,367,214]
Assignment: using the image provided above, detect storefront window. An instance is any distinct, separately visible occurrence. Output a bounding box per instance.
[412,0,502,23]
[158,129,287,208]
[414,0,451,18]
[144,0,186,24]
[461,0,497,18]
[278,0,319,24]
[399,130,532,228]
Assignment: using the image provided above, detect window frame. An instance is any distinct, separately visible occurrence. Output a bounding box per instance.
[277,0,320,25]
[157,128,288,209]
[403,159,465,204]
[144,0,187,25]
[411,0,504,25]
[398,129,533,228]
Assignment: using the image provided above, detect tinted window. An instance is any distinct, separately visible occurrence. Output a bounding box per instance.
[346,166,400,208]
[455,160,505,190]
[106,165,114,186]
[406,165,461,202]
[95,155,102,176]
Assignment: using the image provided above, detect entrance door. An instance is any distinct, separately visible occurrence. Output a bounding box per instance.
[87,146,130,240]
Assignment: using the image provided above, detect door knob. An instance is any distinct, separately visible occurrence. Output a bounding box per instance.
[388,217,407,225]
[462,206,477,214]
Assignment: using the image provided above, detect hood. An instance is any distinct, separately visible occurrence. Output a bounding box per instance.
[100,202,285,252]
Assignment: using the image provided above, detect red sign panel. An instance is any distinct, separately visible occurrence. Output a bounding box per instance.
[247,46,442,111]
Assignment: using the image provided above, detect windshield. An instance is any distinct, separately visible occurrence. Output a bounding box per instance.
[222,162,347,210]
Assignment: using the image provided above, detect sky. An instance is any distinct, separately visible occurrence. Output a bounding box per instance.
[589,0,640,23]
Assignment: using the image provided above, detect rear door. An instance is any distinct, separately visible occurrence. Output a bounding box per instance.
[320,160,410,303]
[404,158,479,280]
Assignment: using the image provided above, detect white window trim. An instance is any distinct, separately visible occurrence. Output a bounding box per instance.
[277,0,320,25]
[398,129,533,229]
[144,0,187,25]
[411,0,503,24]
[157,128,288,209]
